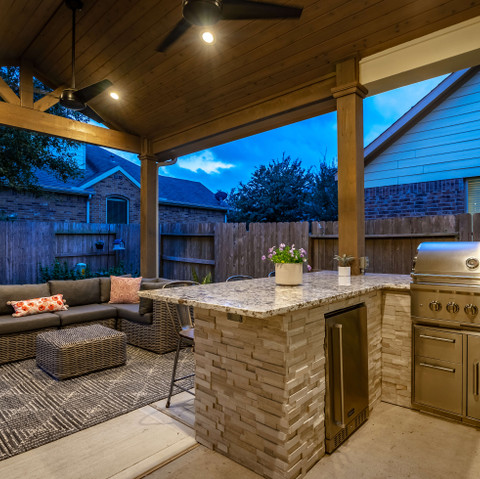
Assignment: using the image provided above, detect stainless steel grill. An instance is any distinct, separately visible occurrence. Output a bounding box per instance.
[411,241,480,426]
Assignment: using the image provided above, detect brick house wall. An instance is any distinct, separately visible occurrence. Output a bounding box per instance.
[0,189,86,221]
[89,172,141,224]
[365,178,465,219]
[158,204,225,223]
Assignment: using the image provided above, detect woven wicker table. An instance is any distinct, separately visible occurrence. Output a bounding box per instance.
[36,324,127,380]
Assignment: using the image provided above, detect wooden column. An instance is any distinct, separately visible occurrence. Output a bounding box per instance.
[332,58,368,275]
[140,155,159,278]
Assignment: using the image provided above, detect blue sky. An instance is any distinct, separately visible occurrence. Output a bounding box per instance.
[113,74,448,193]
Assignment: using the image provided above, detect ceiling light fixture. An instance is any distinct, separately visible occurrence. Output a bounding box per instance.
[201,31,215,45]
[109,92,120,100]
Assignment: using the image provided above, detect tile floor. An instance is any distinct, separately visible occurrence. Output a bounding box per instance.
[2,398,480,479]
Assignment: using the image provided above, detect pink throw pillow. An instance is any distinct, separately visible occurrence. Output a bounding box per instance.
[7,295,68,317]
[109,276,142,304]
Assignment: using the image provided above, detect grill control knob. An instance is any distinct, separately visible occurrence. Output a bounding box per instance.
[429,301,442,312]
[446,302,460,314]
[465,304,479,317]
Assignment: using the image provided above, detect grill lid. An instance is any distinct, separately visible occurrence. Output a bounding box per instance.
[412,242,480,284]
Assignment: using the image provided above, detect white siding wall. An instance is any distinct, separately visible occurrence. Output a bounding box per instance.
[365,71,480,188]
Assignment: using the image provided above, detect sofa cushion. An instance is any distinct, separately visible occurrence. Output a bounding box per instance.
[0,283,50,315]
[112,303,153,325]
[55,304,117,327]
[99,277,111,303]
[49,278,101,307]
[0,313,60,334]
[109,276,142,304]
[138,281,171,315]
[8,294,68,317]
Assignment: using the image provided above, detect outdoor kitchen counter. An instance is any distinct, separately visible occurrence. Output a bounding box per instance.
[140,271,411,479]
[138,270,410,318]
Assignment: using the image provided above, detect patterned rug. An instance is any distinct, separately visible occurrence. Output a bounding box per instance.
[0,346,194,461]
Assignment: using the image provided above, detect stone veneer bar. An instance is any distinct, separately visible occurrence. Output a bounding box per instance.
[140,272,411,479]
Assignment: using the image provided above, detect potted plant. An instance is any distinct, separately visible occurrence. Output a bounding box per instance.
[334,254,355,276]
[262,243,312,285]
[95,240,105,250]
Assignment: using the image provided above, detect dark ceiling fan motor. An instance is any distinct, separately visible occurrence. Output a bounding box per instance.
[183,0,223,25]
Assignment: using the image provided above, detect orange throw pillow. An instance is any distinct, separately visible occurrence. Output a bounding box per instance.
[109,276,142,304]
[7,295,68,317]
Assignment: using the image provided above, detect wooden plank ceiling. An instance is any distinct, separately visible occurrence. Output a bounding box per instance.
[1,0,480,157]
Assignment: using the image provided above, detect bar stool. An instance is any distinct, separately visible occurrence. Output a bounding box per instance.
[164,280,198,408]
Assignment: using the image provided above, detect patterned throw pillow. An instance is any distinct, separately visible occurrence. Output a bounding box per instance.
[109,276,143,304]
[7,295,68,318]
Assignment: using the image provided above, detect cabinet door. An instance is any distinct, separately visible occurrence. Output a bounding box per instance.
[467,334,480,420]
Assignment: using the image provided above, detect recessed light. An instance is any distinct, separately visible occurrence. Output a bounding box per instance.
[201,31,215,45]
[109,92,120,100]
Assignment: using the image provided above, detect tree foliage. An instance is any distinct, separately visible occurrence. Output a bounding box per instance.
[227,154,313,223]
[227,153,338,223]
[0,67,84,193]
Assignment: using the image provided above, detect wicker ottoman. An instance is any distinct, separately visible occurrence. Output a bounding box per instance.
[36,324,127,380]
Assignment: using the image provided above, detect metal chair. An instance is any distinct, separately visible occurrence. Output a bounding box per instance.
[225,275,253,282]
[163,280,198,408]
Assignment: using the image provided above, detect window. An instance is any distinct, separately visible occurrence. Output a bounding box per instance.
[106,197,129,224]
[467,179,480,214]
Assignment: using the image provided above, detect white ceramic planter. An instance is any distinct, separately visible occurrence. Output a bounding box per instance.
[275,263,303,286]
[338,266,351,277]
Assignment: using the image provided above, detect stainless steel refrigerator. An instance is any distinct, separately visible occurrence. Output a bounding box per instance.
[325,303,369,453]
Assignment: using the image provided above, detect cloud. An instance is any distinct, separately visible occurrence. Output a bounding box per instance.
[178,150,235,174]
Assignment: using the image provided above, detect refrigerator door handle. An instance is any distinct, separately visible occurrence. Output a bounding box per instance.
[474,361,480,397]
[333,324,346,428]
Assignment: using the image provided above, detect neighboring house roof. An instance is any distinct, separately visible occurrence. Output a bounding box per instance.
[34,145,227,211]
[364,66,478,166]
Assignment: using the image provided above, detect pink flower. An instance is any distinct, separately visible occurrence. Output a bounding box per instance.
[268,253,273,259]
[261,255,266,261]
[307,265,312,271]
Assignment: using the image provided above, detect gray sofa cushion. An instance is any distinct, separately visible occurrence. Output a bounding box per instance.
[0,313,60,334]
[49,278,101,307]
[138,281,170,315]
[55,303,117,327]
[99,277,111,303]
[0,283,50,315]
[113,303,153,325]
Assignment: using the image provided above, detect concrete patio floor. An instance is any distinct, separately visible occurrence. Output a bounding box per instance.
[2,397,480,479]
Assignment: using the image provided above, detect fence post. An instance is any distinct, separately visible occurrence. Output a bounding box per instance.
[473,214,480,241]
[457,214,472,241]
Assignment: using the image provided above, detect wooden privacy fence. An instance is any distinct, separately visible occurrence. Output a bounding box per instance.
[0,222,140,285]
[159,214,480,280]
[3,213,480,284]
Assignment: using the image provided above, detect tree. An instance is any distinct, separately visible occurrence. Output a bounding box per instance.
[306,158,338,221]
[0,67,83,193]
[227,154,313,223]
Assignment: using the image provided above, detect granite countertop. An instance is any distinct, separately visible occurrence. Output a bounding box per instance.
[138,271,410,319]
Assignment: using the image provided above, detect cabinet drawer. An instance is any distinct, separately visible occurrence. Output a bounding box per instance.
[414,356,462,415]
[414,325,462,363]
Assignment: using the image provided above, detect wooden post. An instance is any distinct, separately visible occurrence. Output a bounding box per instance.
[20,59,34,109]
[140,155,159,278]
[332,58,368,275]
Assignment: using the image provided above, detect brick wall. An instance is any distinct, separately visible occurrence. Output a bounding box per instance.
[0,190,86,222]
[365,179,465,219]
[158,204,225,223]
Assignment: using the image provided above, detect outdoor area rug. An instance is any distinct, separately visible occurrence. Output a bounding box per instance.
[0,345,194,461]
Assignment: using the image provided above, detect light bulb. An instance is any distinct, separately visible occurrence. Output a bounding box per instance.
[110,92,120,100]
[201,31,215,44]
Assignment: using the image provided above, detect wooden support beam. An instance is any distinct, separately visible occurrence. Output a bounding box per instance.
[19,59,34,109]
[332,58,367,275]
[140,154,159,278]
[0,101,141,153]
[151,74,336,157]
[34,85,66,112]
[0,75,20,105]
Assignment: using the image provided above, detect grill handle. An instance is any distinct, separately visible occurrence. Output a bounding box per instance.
[333,324,346,428]
[475,362,480,397]
[419,362,455,373]
[419,334,455,344]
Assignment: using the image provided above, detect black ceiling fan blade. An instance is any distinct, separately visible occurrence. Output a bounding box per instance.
[221,0,302,20]
[76,79,113,103]
[79,104,106,124]
[157,18,192,52]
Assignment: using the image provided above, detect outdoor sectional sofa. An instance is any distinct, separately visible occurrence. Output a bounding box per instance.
[0,277,173,365]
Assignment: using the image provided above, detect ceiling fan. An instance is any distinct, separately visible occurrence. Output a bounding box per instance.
[57,0,113,123]
[157,0,303,52]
